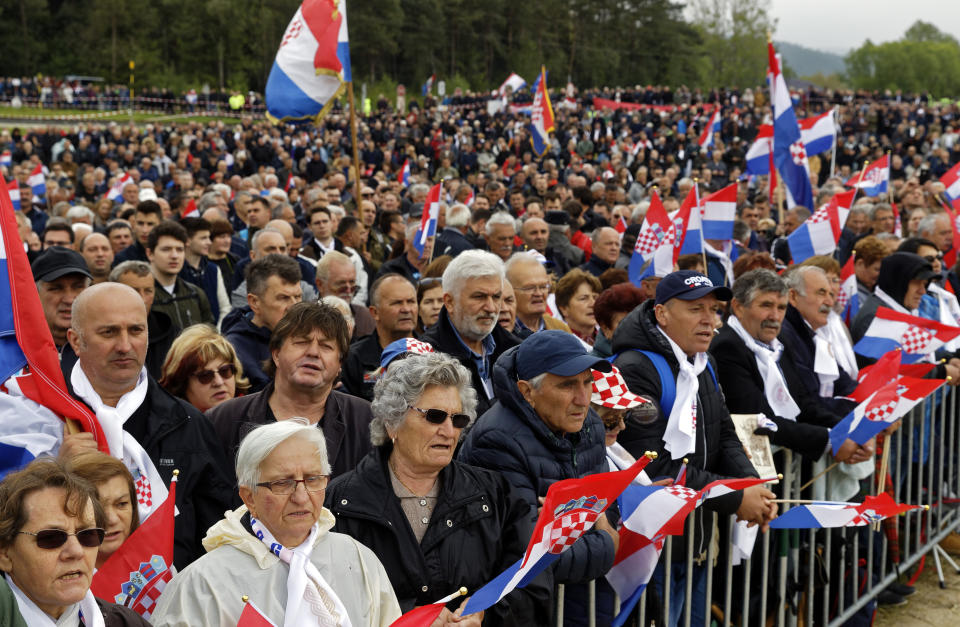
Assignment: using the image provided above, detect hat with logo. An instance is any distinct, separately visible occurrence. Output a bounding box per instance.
[516,330,611,380]
[654,270,732,305]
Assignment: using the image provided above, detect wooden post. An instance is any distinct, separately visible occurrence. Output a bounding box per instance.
[347,81,362,212]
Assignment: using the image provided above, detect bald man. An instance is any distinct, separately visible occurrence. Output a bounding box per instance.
[78,232,114,284]
[61,283,233,568]
[265,218,317,286]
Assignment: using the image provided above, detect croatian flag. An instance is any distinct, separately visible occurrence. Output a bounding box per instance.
[848,154,889,197]
[28,164,45,198]
[400,159,411,188]
[846,348,901,404]
[853,306,960,363]
[238,600,278,626]
[628,189,671,284]
[836,252,858,325]
[770,493,921,529]
[700,182,737,240]
[0,152,10,168]
[606,529,663,627]
[497,73,527,96]
[265,0,351,123]
[786,189,855,263]
[615,216,628,234]
[180,199,199,219]
[769,43,813,209]
[829,374,945,453]
[461,455,652,618]
[414,183,442,256]
[530,69,549,95]
[698,108,722,149]
[745,125,773,175]
[105,172,132,202]
[0,182,109,477]
[5,180,19,211]
[464,188,475,207]
[940,161,960,201]
[421,74,436,97]
[90,474,176,619]
[529,66,555,157]
[676,185,703,257]
[799,109,836,157]
[285,173,295,191]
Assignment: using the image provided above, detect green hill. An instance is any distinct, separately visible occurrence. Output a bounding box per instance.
[776,41,846,78]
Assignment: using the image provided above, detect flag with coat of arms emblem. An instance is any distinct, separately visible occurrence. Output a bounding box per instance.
[770,493,921,529]
[529,66,554,157]
[90,473,177,619]
[460,455,654,617]
[853,306,960,363]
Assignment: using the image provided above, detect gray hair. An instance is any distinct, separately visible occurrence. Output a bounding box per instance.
[327,204,345,219]
[441,250,504,297]
[109,260,152,281]
[315,250,352,282]
[732,269,786,306]
[250,227,285,252]
[504,250,544,277]
[197,191,222,212]
[445,203,471,229]
[65,205,95,222]
[869,203,893,220]
[783,265,825,297]
[236,418,330,489]
[369,352,478,446]
[526,372,548,389]
[408,183,430,201]
[320,295,354,326]
[485,211,517,235]
[917,214,947,238]
[631,200,650,224]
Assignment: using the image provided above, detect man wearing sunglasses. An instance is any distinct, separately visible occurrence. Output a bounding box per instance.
[0,459,150,625]
[459,330,618,626]
[62,282,234,569]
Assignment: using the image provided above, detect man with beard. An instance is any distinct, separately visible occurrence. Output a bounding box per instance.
[421,250,520,415]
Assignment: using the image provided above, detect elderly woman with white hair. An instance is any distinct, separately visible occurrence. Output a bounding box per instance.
[151,420,400,627]
[326,352,551,626]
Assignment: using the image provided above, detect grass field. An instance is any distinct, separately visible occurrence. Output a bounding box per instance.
[0,105,253,126]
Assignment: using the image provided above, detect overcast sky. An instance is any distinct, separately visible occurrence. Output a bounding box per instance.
[769,0,960,54]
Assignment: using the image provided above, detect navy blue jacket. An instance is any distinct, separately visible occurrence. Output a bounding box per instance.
[180,258,223,322]
[222,307,271,392]
[435,227,474,258]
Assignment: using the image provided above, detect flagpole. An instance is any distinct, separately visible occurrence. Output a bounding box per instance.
[798,461,839,492]
[348,81,363,211]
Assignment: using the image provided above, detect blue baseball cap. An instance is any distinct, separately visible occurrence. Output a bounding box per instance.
[516,330,612,380]
[654,270,732,305]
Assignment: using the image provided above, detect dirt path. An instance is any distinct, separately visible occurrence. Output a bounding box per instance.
[876,556,960,626]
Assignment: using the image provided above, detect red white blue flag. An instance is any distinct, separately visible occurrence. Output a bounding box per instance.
[940,161,960,202]
[529,66,554,157]
[786,189,855,263]
[770,493,921,529]
[105,172,132,202]
[848,154,890,197]
[414,183,442,256]
[698,108,722,148]
[853,306,960,363]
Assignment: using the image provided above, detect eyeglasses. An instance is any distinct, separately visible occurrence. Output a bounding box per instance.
[18,528,105,549]
[923,254,944,263]
[515,283,551,294]
[255,475,330,495]
[192,363,237,385]
[408,405,471,429]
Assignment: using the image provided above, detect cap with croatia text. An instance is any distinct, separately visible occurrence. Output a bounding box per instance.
[654,270,732,305]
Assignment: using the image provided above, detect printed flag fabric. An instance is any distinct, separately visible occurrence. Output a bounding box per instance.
[265,0,351,123]
[853,306,960,363]
[180,198,199,219]
[0,178,108,471]
[769,43,813,209]
[461,456,652,618]
[237,600,279,626]
[497,73,527,96]
[799,110,836,157]
[700,183,737,241]
[847,349,901,403]
[941,161,960,201]
[414,182,442,255]
[4,180,19,211]
[769,493,921,529]
[786,189,855,263]
[698,109,721,148]
[421,74,436,97]
[28,164,45,198]
[837,252,858,325]
[105,172,132,202]
[745,125,773,175]
[828,375,945,453]
[675,185,702,258]
[848,154,890,197]
[400,159,411,188]
[90,475,177,620]
[628,189,671,284]
[529,66,555,157]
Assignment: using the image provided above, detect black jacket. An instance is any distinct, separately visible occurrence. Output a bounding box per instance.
[436,227,475,258]
[206,381,373,486]
[579,255,613,278]
[779,305,858,416]
[457,344,615,586]
[611,300,756,556]
[146,309,178,380]
[112,240,148,266]
[222,307,272,393]
[63,373,234,569]
[326,446,551,625]
[341,332,386,402]
[376,255,420,284]
[710,323,834,459]
[420,307,520,416]
[151,277,214,329]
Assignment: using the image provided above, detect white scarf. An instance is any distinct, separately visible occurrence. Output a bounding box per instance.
[70,363,168,521]
[825,311,859,379]
[726,316,800,421]
[930,283,960,352]
[250,516,352,627]
[703,240,735,287]
[5,573,104,627]
[657,326,707,460]
[811,328,840,398]
[606,442,652,485]
[875,286,916,315]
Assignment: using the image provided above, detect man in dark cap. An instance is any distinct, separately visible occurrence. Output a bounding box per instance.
[31,246,92,350]
[611,270,775,627]
[459,330,617,625]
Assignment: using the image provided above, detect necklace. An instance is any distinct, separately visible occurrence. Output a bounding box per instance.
[389,457,436,499]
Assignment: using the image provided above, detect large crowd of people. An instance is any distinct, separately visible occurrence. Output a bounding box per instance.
[2,83,960,626]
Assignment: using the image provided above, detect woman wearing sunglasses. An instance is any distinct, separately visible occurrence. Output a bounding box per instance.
[151,419,400,626]
[0,458,149,626]
[65,452,139,569]
[326,352,550,626]
[159,324,249,413]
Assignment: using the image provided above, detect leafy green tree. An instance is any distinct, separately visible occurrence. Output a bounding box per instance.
[690,0,776,88]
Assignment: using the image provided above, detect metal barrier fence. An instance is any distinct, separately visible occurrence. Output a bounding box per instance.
[560,385,960,627]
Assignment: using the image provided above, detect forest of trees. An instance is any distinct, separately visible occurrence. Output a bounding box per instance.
[0,0,957,97]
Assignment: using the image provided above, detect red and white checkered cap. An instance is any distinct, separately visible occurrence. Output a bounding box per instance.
[591,366,649,409]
